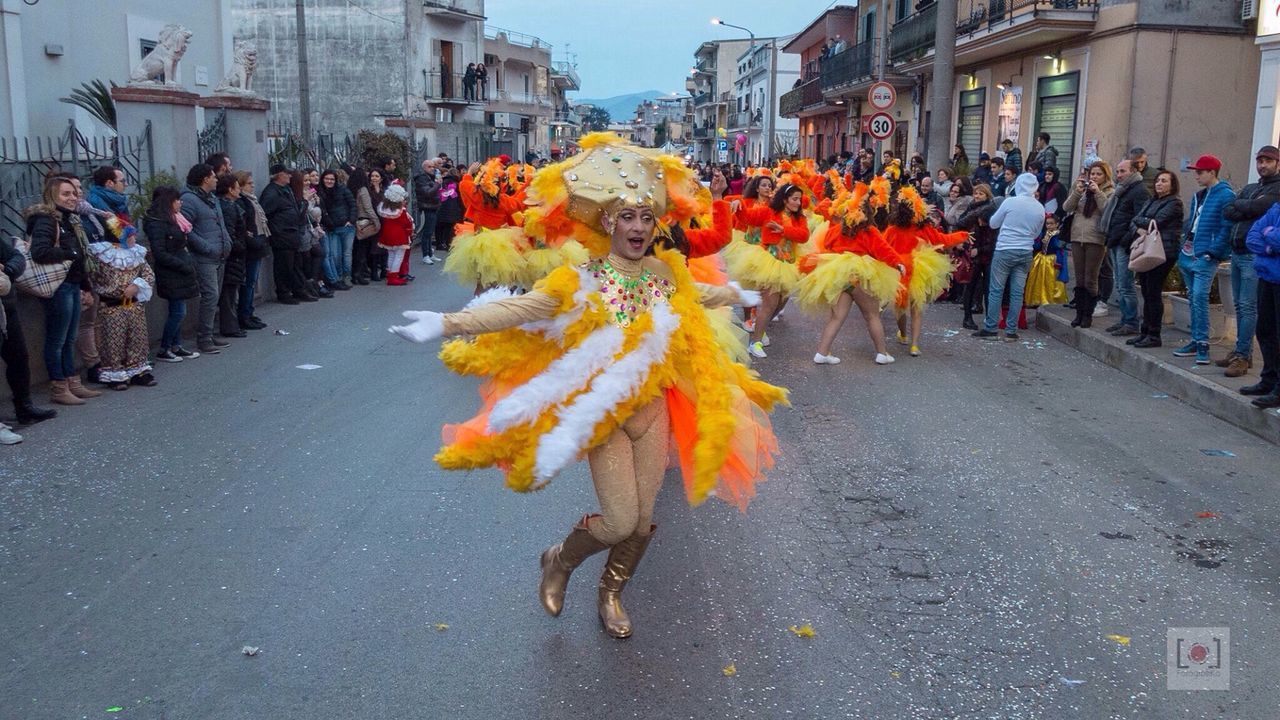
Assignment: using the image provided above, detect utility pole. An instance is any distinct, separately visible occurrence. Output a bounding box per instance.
[295,0,312,146]
[874,2,888,163]
[927,0,957,169]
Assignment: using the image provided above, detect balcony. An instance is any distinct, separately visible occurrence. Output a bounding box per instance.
[484,25,549,49]
[550,61,580,91]
[891,0,1099,69]
[780,78,827,118]
[421,0,484,21]
[423,70,488,105]
[495,90,552,107]
[727,109,763,130]
[693,91,714,107]
[693,126,712,139]
[820,39,877,93]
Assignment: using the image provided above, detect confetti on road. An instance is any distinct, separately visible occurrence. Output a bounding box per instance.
[1151,393,1169,398]
[1196,511,1221,519]
[295,364,322,370]
[434,623,449,631]
[722,664,737,677]
[105,708,123,714]
[274,329,290,336]
[1200,449,1236,457]
[1099,531,1136,540]
[788,624,816,638]
[241,646,259,656]
[1060,677,1087,687]
[1105,634,1131,646]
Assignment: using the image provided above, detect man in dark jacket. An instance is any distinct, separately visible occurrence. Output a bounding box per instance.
[413,158,442,262]
[1098,159,1151,332]
[215,174,249,338]
[1000,139,1022,175]
[260,165,313,304]
[0,237,56,424]
[1218,145,1280,376]
[179,164,233,354]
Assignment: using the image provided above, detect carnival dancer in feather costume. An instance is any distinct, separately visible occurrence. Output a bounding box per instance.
[389,134,787,639]
[885,186,968,356]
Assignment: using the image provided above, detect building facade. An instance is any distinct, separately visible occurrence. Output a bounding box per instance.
[483,26,575,162]
[730,40,800,164]
[688,38,752,163]
[779,6,862,160]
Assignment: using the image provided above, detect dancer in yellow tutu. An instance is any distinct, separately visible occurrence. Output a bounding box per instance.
[726,182,810,359]
[885,186,969,356]
[389,134,785,639]
[797,182,905,366]
[443,158,530,293]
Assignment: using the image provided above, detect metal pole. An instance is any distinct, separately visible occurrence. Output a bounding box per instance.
[874,6,888,164]
[295,0,312,146]
[927,0,958,170]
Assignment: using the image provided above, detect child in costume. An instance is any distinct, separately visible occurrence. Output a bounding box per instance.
[87,226,156,389]
[886,186,967,356]
[390,135,787,639]
[796,182,904,366]
[376,184,414,286]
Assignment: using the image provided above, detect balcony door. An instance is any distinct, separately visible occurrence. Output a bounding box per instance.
[1034,72,1079,175]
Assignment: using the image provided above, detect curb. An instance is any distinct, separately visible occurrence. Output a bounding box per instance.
[1036,307,1280,445]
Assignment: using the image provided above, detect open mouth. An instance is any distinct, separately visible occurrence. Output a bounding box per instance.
[626,237,646,251]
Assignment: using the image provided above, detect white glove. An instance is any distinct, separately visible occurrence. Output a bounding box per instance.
[389,310,444,343]
[728,281,761,308]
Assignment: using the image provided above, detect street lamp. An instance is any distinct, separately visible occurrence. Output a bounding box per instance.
[710,17,755,47]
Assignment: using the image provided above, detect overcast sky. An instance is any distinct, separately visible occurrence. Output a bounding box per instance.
[483,0,842,99]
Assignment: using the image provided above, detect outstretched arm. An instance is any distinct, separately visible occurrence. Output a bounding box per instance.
[390,290,561,343]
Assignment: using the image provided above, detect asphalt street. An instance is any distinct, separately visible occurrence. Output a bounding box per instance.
[2,261,1278,719]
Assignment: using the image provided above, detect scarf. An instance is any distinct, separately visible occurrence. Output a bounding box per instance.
[175,211,193,234]
[88,184,130,217]
[63,211,97,274]
[242,192,270,237]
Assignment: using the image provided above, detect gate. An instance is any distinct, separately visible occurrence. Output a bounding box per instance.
[196,108,227,162]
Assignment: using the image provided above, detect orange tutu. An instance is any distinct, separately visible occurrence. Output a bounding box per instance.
[667,384,778,512]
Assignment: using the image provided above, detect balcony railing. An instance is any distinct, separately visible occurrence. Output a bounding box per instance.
[550,61,580,90]
[693,91,714,106]
[958,0,1097,35]
[890,3,938,64]
[495,90,551,107]
[780,78,825,118]
[484,25,549,49]
[820,39,877,92]
[801,58,822,83]
[423,71,489,104]
[693,126,712,139]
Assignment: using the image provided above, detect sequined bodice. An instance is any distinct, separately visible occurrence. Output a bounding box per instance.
[589,254,674,327]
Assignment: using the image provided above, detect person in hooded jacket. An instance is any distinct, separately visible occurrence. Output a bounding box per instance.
[973,173,1044,340]
[215,174,249,339]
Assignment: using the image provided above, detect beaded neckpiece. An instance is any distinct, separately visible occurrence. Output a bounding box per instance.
[589,257,674,327]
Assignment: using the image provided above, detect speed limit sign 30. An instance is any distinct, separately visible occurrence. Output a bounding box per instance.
[866,112,895,140]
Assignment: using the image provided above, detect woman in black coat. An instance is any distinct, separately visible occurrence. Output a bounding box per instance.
[1126,169,1186,348]
[216,174,249,338]
[956,183,998,330]
[434,169,465,253]
[144,185,200,361]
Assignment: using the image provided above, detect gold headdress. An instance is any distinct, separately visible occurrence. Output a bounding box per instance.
[522,132,703,256]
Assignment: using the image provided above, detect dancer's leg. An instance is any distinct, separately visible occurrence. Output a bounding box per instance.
[816,291,854,356]
[751,290,781,344]
[850,287,889,354]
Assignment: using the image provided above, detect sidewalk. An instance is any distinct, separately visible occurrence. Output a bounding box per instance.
[1035,304,1280,445]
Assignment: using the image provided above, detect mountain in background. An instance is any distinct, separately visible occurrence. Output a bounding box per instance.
[573,90,679,121]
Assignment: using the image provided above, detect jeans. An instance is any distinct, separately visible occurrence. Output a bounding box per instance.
[1258,278,1280,388]
[239,257,261,320]
[1108,245,1139,327]
[418,209,438,257]
[41,282,81,380]
[1137,256,1176,338]
[1178,253,1217,344]
[194,261,223,343]
[77,293,100,367]
[323,226,354,280]
[983,249,1033,332]
[162,299,186,349]
[1230,252,1258,358]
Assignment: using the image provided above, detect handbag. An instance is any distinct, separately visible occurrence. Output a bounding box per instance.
[1128,219,1166,272]
[15,221,72,299]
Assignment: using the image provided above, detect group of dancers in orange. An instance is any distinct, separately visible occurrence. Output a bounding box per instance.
[440,147,969,367]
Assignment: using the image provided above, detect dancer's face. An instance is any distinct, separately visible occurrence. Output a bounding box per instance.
[606,206,656,261]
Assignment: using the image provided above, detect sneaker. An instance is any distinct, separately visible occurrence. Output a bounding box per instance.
[895,331,909,345]
[211,338,231,348]
[1225,355,1251,378]
[1195,343,1211,365]
[172,346,200,359]
[0,423,22,445]
[422,255,435,265]
[1093,303,1109,317]
[1104,322,1124,333]
[748,341,767,359]
[972,329,1000,339]
[155,349,183,363]
[813,353,841,365]
[743,317,756,332]
[197,341,222,355]
[1125,335,1146,346]
[1005,331,1019,341]
[1172,341,1198,357]
[1252,393,1280,409]
[761,333,771,348]
[1133,336,1162,348]
[874,353,895,365]
[1110,325,1139,337]
[909,344,921,357]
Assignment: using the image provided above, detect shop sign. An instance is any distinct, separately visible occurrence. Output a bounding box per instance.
[1260,1,1280,37]
[998,86,1022,146]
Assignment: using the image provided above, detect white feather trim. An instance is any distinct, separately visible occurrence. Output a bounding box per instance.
[463,286,518,310]
[533,301,680,482]
[487,323,624,433]
[519,266,597,343]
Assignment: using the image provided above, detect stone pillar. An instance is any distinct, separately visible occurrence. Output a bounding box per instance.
[111,85,201,180]
[197,94,272,186]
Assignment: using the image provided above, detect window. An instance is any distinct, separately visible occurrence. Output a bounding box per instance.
[862,10,876,42]
[896,0,911,20]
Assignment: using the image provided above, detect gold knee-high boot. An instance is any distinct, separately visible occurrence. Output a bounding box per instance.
[539,514,610,617]
[597,525,655,639]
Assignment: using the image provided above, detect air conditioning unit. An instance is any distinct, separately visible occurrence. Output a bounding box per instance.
[492,112,513,128]
[1243,0,1259,20]
[435,108,454,124]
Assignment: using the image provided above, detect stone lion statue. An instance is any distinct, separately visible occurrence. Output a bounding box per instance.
[215,41,259,94]
[129,24,193,85]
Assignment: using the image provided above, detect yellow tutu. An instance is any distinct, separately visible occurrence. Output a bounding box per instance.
[722,239,800,295]
[706,306,749,365]
[796,252,901,310]
[517,240,589,288]
[906,244,954,307]
[443,226,527,288]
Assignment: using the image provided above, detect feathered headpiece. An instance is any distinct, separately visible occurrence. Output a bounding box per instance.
[477,158,504,198]
[895,186,929,225]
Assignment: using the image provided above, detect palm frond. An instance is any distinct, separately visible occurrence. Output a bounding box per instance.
[59,80,119,129]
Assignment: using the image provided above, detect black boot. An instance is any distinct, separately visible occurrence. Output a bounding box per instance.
[1079,292,1096,329]
[14,399,56,425]
[1070,287,1086,327]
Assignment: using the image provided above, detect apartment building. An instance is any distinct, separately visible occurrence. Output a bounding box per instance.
[688,38,752,163]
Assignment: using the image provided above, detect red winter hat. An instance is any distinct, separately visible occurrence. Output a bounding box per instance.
[498,154,512,165]
[1187,154,1222,172]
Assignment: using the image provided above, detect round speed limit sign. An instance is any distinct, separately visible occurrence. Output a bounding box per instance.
[867,112,895,140]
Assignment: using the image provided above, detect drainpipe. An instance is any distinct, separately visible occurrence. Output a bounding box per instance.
[1159,29,1179,168]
